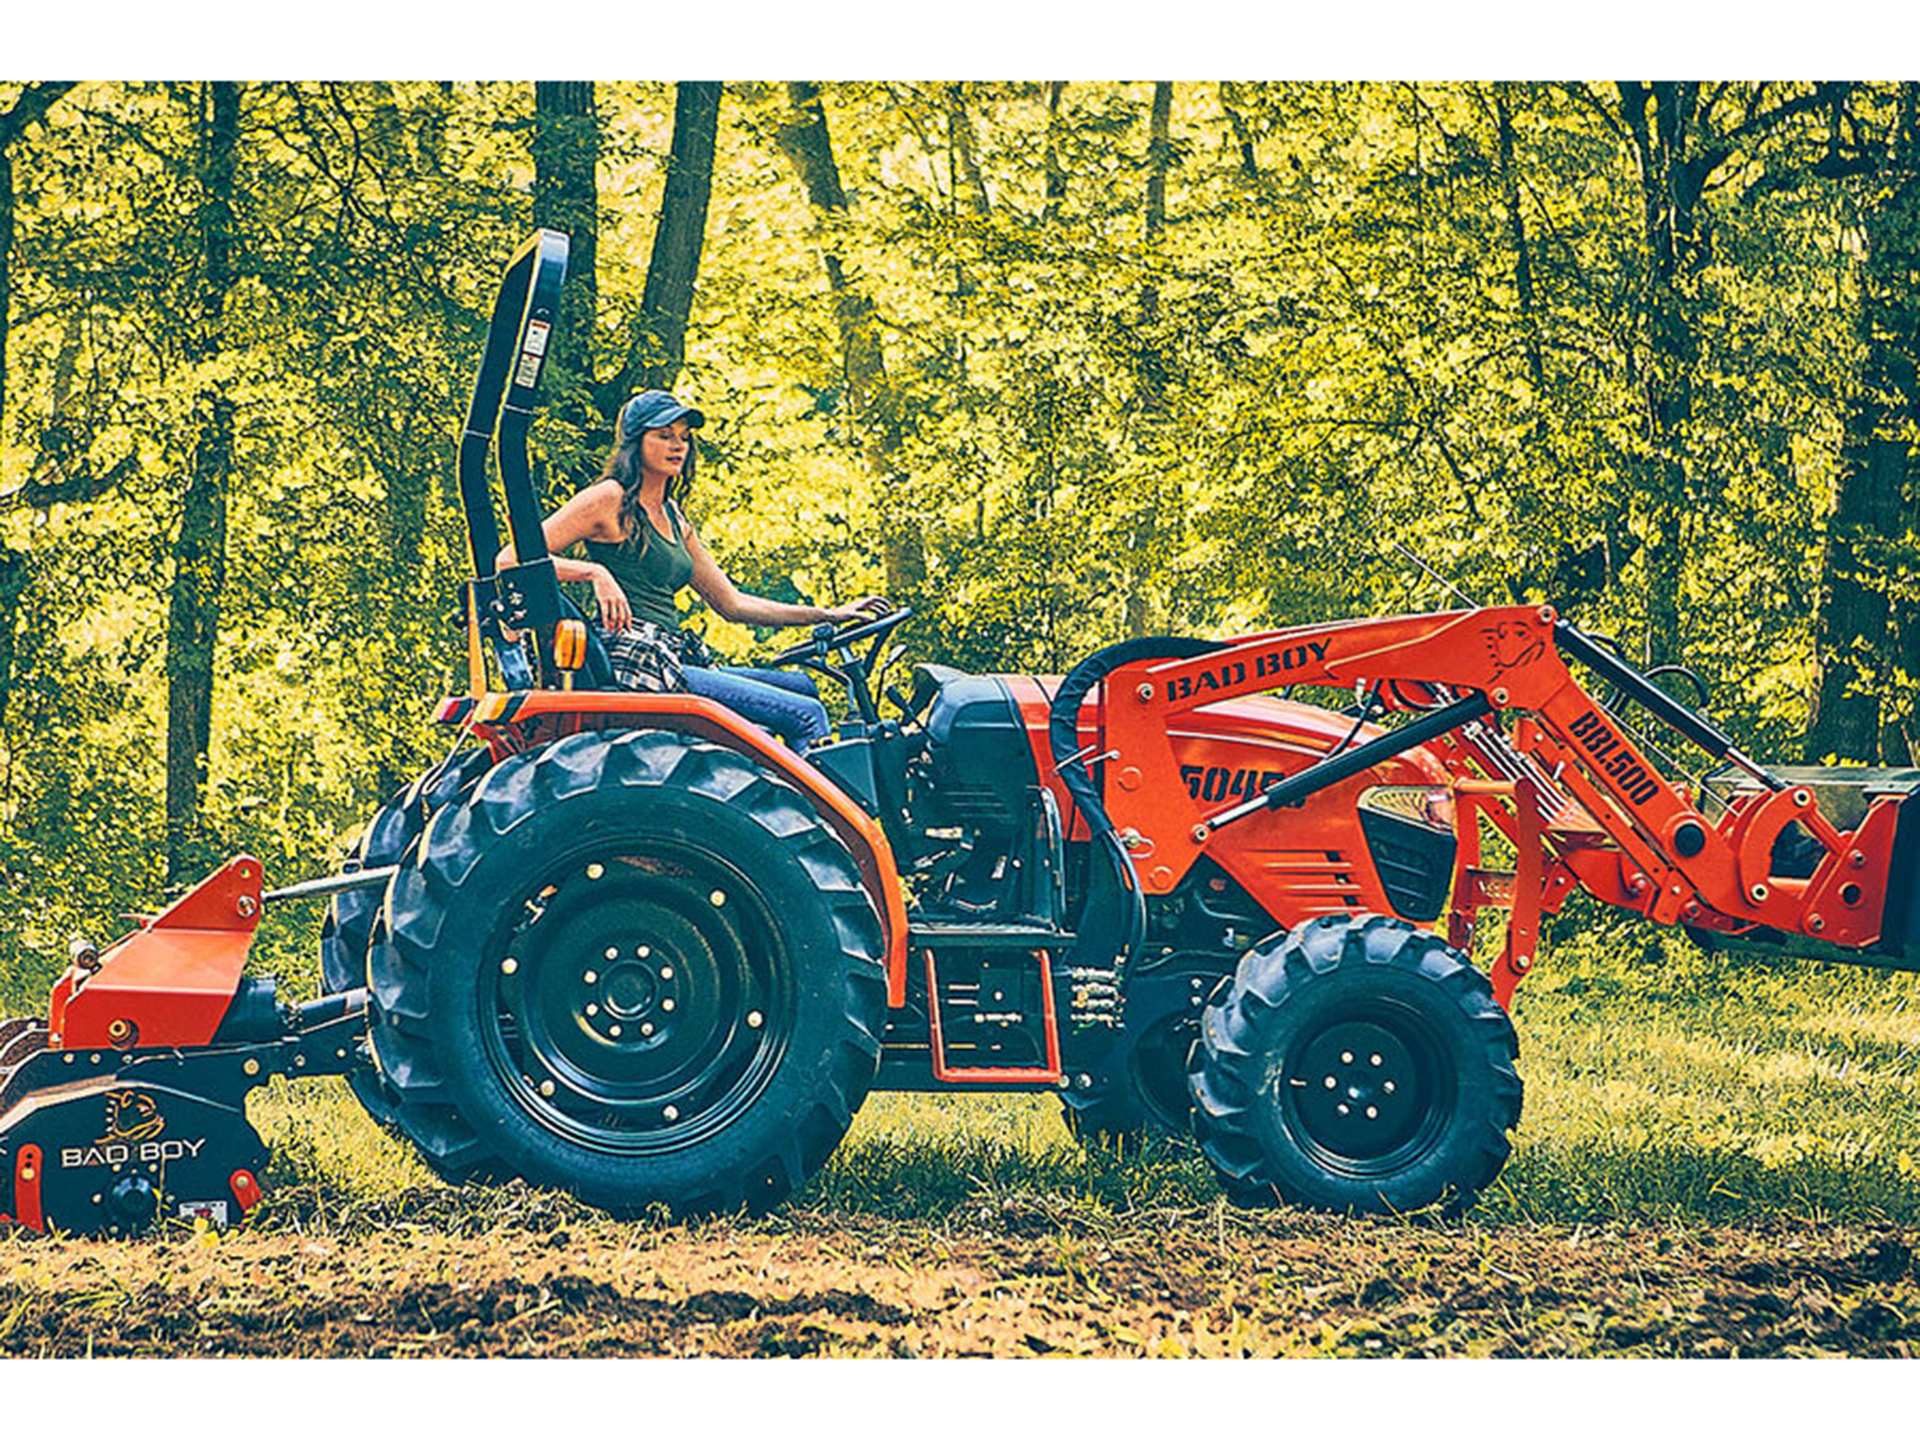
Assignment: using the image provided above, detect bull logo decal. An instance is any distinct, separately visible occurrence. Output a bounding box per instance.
[99,1090,165,1145]
[1484,621,1544,671]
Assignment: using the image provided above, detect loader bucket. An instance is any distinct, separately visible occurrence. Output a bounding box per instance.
[1877,781,1920,965]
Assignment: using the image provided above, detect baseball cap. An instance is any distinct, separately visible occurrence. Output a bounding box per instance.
[619,390,707,440]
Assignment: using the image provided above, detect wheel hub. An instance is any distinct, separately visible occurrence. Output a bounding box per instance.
[1290,1020,1424,1161]
[599,959,659,1018]
[482,850,792,1155]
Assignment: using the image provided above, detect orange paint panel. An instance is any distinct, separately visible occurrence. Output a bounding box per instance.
[12,1145,43,1233]
[53,856,262,1050]
[231,1169,264,1214]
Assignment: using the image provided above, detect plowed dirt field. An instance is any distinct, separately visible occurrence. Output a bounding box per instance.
[5,1196,1917,1357]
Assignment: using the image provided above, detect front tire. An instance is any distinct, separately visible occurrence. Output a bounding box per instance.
[368,729,888,1216]
[1190,914,1521,1214]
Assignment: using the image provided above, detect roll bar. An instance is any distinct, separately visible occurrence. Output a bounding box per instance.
[457,229,570,685]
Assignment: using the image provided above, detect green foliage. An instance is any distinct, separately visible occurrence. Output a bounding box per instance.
[0,80,1915,996]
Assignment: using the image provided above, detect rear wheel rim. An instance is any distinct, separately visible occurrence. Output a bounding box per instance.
[1278,1001,1454,1179]
[479,841,794,1157]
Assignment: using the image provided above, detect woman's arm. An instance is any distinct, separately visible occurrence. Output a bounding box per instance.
[496,481,635,631]
[683,516,887,628]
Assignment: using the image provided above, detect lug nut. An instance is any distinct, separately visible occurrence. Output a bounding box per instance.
[1341,1051,1354,1064]
[709,889,726,907]
[586,862,605,880]
[747,1011,763,1029]
[639,946,651,958]
[609,1025,622,1037]
[1324,1075,1337,1089]
[539,1080,555,1097]
[641,1022,654,1036]
[1370,1054,1382,1066]
[661,999,675,1012]
[1366,1106,1379,1120]
[586,1004,599,1016]
[660,966,673,980]
[605,947,619,961]
[663,1105,680,1121]
[501,958,519,975]
[584,970,598,985]
[1384,1081,1396,1093]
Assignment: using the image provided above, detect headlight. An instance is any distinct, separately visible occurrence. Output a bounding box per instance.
[1358,785,1455,833]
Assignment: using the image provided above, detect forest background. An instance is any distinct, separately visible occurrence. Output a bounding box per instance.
[1,79,1917,1001]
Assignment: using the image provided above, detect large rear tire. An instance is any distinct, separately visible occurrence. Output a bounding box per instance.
[368,729,888,1215]
[1190,913,1521,1214]
[319,747,495,1126]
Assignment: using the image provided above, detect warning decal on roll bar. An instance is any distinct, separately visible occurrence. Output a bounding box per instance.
[513,320,551,388]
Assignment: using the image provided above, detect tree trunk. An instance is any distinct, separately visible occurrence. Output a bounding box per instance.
[0,82,76,437]
[531,82,599,383]
[1126,82,1175,639]
[947,83,990,217]
[1619,82,1706,668]
[632,81,721,394]
[1808,84,1920,763]
[165,81,238,885]
[1220,81,1259,179]
[1491,85,1545,392]
[775,81,923,595]
[0,147,13,441]
[0,542,25,731]
[1043,82,1067,220]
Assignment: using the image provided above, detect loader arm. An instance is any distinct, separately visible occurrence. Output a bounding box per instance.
[1096,604,1909,1001]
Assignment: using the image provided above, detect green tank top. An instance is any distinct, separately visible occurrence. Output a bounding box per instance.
[584,503,693,630]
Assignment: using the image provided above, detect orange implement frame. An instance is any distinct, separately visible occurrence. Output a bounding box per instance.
[923,949,1064,1085]
[47,855,264,1050]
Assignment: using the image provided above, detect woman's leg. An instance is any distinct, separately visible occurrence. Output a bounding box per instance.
[683,665,833,750]
[716,665,819,699]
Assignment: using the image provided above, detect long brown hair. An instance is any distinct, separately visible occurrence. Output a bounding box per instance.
[599,429,697,554]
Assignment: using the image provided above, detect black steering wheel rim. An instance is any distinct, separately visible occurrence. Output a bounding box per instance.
[765,605,913,670]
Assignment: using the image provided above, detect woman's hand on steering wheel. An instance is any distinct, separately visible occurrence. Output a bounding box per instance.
[821,595,892,626]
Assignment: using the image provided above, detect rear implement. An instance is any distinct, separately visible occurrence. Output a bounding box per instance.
[0,859,366,1234]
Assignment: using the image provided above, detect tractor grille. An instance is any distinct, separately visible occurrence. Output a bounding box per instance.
[1358,810,1455,923]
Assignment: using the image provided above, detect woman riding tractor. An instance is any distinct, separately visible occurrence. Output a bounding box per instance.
[496,390,891,747]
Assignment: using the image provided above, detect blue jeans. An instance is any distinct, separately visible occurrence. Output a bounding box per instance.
[683,664,832,751]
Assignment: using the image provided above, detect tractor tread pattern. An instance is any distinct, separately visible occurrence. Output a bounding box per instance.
[369,729,886,1213]
[321,747,495,1130]
[1191,913,1522,1213]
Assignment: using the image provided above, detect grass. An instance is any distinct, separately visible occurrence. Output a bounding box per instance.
[242,924,1920,1231]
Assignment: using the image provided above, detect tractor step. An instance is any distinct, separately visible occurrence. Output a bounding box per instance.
[908,920,1076,946]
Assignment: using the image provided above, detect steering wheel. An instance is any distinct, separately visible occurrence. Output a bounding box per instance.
[767,606,914,671]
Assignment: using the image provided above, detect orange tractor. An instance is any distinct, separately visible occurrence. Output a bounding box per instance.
[5,232,1916,1234]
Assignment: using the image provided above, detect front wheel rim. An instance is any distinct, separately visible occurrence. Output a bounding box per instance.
[479,842,795,1157]
[1277,1001,1455,1179]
